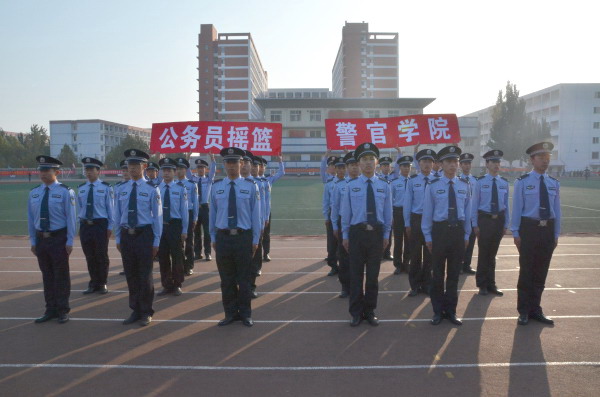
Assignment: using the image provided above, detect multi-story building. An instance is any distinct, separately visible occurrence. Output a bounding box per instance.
[197,24,268,121]
[332,22,399,99]
[49,119,151,164]
[464,83,600,172]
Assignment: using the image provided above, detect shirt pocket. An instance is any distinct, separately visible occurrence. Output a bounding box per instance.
[49,194,63,203]
[433,188,448,205]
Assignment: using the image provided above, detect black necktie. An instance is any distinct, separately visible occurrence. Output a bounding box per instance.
[404,177,408,190]
[539,175,550,220]
[424,176,429,186]
[448,180,458,225]
[366,179,377,226]
[40,186,50,231]
[163,184,171,222]
[491,177,499,214]
[197,178,203,203]
[128,182,138,228]
[86,183,94,220]
[228,181,237,228]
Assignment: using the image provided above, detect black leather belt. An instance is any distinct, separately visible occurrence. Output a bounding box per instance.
[80,218,107,226]
[163,219,182,226]
[36,228,66,238]
[522,217,554,227]
[351,223,381,232]
[218,228,248,236]
[478,210,505,219]
[122,225,151,235]
[433,220,464,228]
[200,203,209,207]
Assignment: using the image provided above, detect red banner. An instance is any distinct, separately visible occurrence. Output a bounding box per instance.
[325,114,461,150]
[150,121,283,155]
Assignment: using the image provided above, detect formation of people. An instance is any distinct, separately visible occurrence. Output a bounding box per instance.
[27,140,560,328]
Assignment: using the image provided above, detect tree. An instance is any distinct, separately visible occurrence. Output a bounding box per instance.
[104,135,150,169]
[58,144,78,167]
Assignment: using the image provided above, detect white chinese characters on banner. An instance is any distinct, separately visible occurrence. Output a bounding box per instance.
[159,127,178,149]
[366,122,387,145]
[251,127,273,152]
[428,117,450,140]
[227,126,249,150]
[397,119,420,143]
[336,122,358,146]
[204,126,223,150]
[180,125,201,150]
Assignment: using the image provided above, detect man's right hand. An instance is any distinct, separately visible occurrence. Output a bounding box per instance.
[514,237,521,251]
[212,242,216,252]
[473,227,480,238]
[31,245,36,256]
[405,226,411,239]
[343,239,349,252]
[116,243,121,253]
[426,241,433,253]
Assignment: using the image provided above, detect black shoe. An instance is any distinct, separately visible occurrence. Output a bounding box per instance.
[185,269,193,276]
[478,287,488,296]
[419,287,430,296]
[518,314,529,325]
[83,286,96,294]
[529,313,554,325]
[153,256,159,262]
[393,268,401,275]
[327,267,339,276]
[488,287,504,296]
[119,271,126,276]
[123,312,140,325]
[156,288,172,296]
[446,313,463,326]
[205,255,212,261]
[250,290,258,299]
[365,313,379,326]
[383,254,393,260]
[408,289,419,297]
[242,317,254,327]
[218,315,241,326]
[98,285,108,294]
[350,315,362,327]
[431,314,443,325]
[58,313,70,324]
[139,315,152,326]
[263,254,271,262]
[339,290,349,298]
[257,270,262,277]
[173,287,182,296]
[463,267,476,275]
[34,312,58,323]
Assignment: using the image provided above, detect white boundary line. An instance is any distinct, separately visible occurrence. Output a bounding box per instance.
[1,315,599,324]
[0,361,598,371]
[562,204,600,212]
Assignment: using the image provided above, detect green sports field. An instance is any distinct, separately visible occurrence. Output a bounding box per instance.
[1,177,599,236]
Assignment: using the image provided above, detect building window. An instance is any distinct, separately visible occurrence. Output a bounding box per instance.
[593,152,600,160]
[594,107,600,114]
[388,110,401,117]
[285,154,301,162]
[594,122,600,129]
[294,92,302,99]
[595,92,600,98]
[285,92,294,99]
[309,110,322,122]
[594,137,600,144]
[290,110,301,122]
[270,111,282,122]
[310,154,321,161]
[366,110,380,118]
[277,92,285,98]
[309,130,322,138]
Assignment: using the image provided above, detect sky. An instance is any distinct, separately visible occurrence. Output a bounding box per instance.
[0,0,596,133]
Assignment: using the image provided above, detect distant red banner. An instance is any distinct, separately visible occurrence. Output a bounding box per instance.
[325,114,461,150]
[150,121,283,155]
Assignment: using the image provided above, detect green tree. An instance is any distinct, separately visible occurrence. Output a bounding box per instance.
[0,129,27,168]
[104,135,150,169]
[57,144,78,167]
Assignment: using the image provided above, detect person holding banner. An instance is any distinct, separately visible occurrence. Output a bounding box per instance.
[323,157,342,277]
[191,155,216,262]
[404,149,437,297]
[175,158,198,276]
[259,156,285,262]
[341,143,392,327]
[210,147,261,327]
[390,155,413,275]
[421,146,471,326]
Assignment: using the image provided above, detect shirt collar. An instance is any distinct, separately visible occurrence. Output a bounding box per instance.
[224,176,242,185]
[530,170,546,179]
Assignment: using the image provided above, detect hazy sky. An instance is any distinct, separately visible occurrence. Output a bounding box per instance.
[0,0,595,133]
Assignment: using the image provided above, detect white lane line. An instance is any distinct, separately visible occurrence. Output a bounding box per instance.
[562,204,600,212]
[1,315,599,324]
[0,361,598,371]
[0,287,599,295]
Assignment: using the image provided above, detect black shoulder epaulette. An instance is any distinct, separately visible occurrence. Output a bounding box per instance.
[114,181,123,186]
[335,178,345,184]
[146,181,156,187]
[517,173,530,181]
[30,185,40,191]
[378,177,390,184]
[500,176,508,182]
[475,176,484,181]
[326,176,334,183]
[410,174,419,179]
[245,177,257,184]
[213,178,223,184]
[78,182,86,188]
[459,177,468,183]
[349,177,359,181]
[429,178,440,184]
[176,181,184,187]
[58,183,71,190]
[548,175,559,182]
[101,181,111,186]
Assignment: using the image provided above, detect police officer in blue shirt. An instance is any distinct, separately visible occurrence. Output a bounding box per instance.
[472,150,509,296]
[390,155,413,274]
[404,149,437,296]
[253,156,273,271]
[331,152,360,298]
[244,151,265,298]
[341,143,392,327]
[175,158,199,276]
[115,159,131,276]
[459,153,477,275]
[115,149,162,326]
[323,156,342,276]
[512,142,561,326]
[192,155,216,261]
[378,156,395,260]
[259,156,285,262]
[78,157,114,295]
[145,162,162,186]
[422,146,472,326]
[28,156,77,324]
[210,147,262,327]
[320,151,338,184]
[156,158,188,296]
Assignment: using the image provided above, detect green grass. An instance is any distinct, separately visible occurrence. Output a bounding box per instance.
[2,177,600,236]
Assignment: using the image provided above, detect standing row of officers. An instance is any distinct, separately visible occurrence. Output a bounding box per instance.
[321,141,560,326]
[27,148,284,327]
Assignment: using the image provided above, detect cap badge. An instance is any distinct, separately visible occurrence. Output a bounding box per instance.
[228,148,233,154]
[365,143,370,149]
[40,157,45,162]
[131,150,136,156]
[543,143,549,149]
[450,147,455,153]
[427,150,431,154]
[85,158,90,163]
[494,150,499,156]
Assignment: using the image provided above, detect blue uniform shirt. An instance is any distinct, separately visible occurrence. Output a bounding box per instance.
[253,175,267,227]
[28,181,77,246]
[471,174,510,229]
[323,177,343,220]
[391,175,410,208]
[77,180,115,229]
[330,177,348,230]
[511,171,561,239]
[260,177,271,222]
[158,180,189,233]
[340,174,393,240]
[179,178,199,222]
[403,172,434,227]
[265,161,285,185]
[421,175,472,242]
[209,176,262,245]
[114,178,163,246]
[189,162,217,204]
